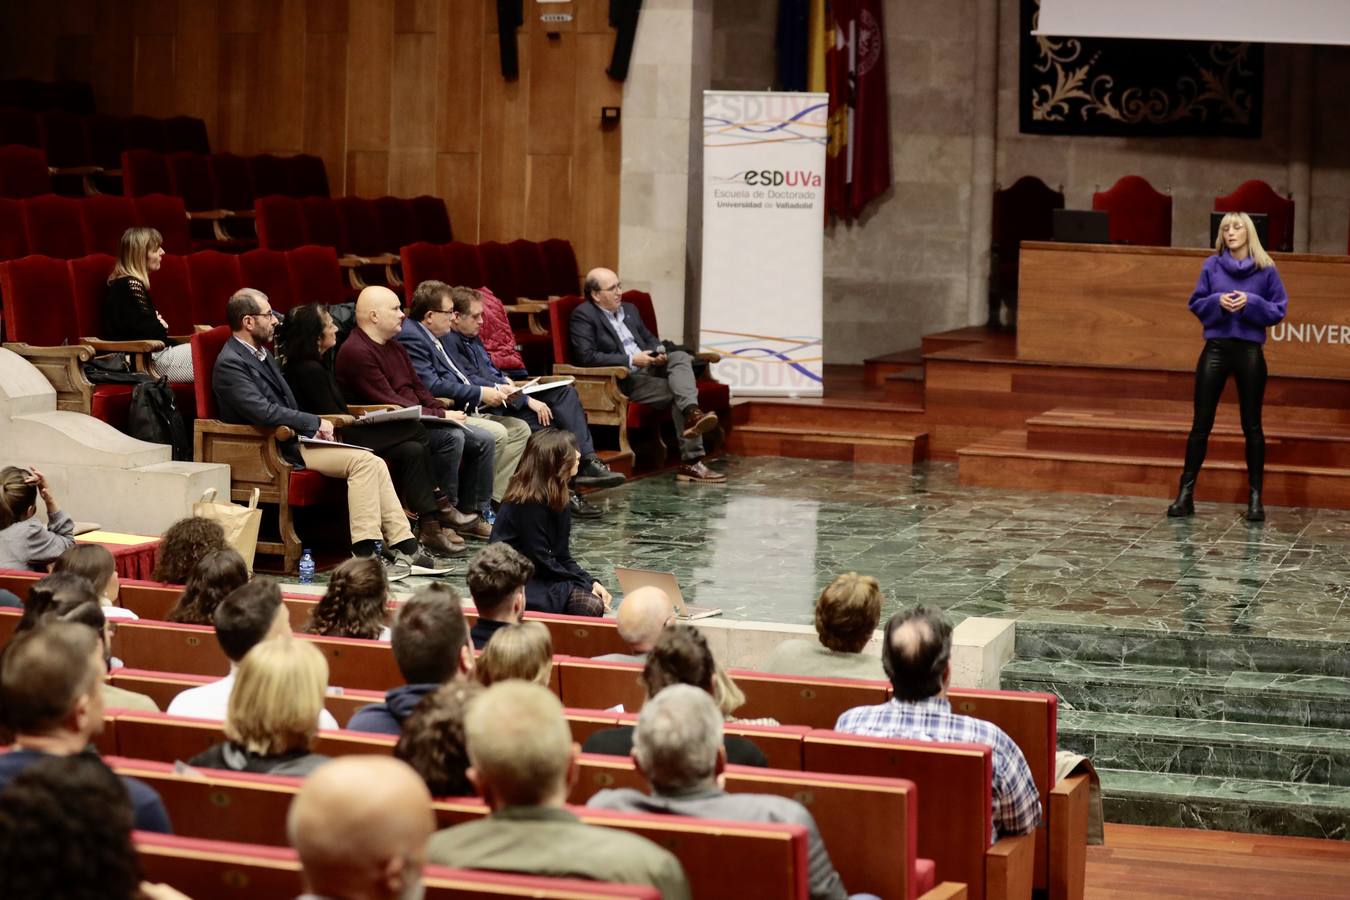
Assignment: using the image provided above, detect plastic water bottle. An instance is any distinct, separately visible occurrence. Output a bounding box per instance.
[298,549,315,584]
[374,540,384,559]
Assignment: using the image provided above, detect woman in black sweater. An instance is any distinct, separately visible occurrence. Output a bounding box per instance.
[489,428,612,616]
[280,303,462,558]
[102,227,194,383]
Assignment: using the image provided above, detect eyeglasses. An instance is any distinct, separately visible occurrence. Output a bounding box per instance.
[602,282,624,293]
[246,310,279,320]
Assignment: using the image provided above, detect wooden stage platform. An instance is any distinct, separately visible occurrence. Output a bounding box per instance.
[726,326,1350,510]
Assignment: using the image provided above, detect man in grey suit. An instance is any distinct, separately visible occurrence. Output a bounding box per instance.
[212,288,448,575]
[569,267,726,483]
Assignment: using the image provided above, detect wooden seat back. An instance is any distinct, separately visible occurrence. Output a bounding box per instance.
[108,668,386,726]
[729,668,890,729]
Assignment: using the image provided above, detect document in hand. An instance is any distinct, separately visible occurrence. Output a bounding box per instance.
[352,406,421,425]
[299,436,373,451]
[520,376,576,396]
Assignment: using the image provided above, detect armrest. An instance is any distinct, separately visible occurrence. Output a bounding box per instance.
[347,404,399,415]
[3,342,95,362]
[228,209,256,219]
[82,338,164,354]
[1048,774,1090,900]
[919,884,968,900]
[986,832,1035,900]
[319,414,355,428]
[695,350,721,363]
[194,420,296,442]
[186,209,231,220]
[504,300,548,314]
[553,363,630,379]
[49,165,103,176]
[339,255,368,268]
[366,253,400,267]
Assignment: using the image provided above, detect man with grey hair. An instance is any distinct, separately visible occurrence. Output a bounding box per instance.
[594,585,675,663]
[587,685,851,900]
[426,681,689,898]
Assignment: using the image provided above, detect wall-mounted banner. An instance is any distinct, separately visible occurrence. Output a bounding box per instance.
[700,90,827,397]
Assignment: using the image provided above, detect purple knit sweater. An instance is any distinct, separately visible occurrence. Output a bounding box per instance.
[1187,250,1288,344]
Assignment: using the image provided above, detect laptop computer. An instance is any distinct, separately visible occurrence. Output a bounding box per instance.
[1210,211,1269,249]
[1052,209,1111,244]
[613,567,722,620]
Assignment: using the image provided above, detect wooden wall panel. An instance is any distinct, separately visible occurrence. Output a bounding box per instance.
[527,31,577,156]
[303,31,349,192]
[477,36,529,241]
[215,33,260,153]
[172,0,221,142]
[570,32,623,269]
[436,0,482,154]
[525,154,573,241]
[132,35,177,116]
[437,151,480,241]
[255,0,306,152]
[347,0,395,153]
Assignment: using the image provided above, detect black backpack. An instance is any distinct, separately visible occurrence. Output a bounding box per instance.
[127,377,192,461]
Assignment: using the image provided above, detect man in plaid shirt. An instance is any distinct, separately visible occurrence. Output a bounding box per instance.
[834,606,1041,842]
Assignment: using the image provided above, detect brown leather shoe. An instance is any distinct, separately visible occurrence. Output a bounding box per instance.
[417,517,467,556]
[675,460,726,483]
[681,407,719,440]
[437,504,480,530]
[454,516,492,540]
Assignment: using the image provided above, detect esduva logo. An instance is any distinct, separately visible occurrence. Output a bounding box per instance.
[717,169,823,187]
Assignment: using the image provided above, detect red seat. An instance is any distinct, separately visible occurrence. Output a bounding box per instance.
[22,194,86,258]
[255,195,306,250]
[0,144,52,198]
[540,237,580,296]
[443,240,486,287]
[124,115,169,153]
[1092,175,1172,247]
[186,251,245,328]
[285,245,348,306]
[151,253,197,334]
[68,252,117,338]
[166,153,218,214]
[481,239,551,372]
[300,196,344,250]
[410,195,452,244]
[121,149,172,196]
[335,196,384,256]
[508,239,551,300]
[285,154,329,197]
[1214,180,1294,253]
[133,194,192,254]
[477,240,519,302]
[83,114,127,170]
[80,194,142,255]
[209,153,253,213]
[164,116,210,155]
[374,196,414,255]
[240,248,296,313]
[0,197,28,261]
[399,241,451,303]
[249,153,290,200]
[0,108,42,147]
[38,111,89,168]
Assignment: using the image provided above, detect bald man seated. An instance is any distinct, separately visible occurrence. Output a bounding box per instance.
[569,268,726,484]
[426,681,691,898]
[593,586,675,663]
[288,755,434,900]
[335,286,496,540]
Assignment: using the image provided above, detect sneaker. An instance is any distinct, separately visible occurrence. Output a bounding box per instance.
[568,492,603,519]
[396,549,454,577]
[574,455,627,489]
[375,553,412,583]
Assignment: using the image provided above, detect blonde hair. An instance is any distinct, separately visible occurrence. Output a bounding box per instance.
[225,637,329,756]
[0,466,37,529]
[464,681,572,806]
[815,572,882,653]
[476,621,553,688]
[109,226,163,286]
[1214,212,1274,269]
[711,662,746,717]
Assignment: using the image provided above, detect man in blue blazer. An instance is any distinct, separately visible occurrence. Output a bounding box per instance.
[569,267,725,483]
[211,288,450,575]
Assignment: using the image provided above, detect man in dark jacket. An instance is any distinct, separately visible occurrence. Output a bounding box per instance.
[347,585,475,735]
[569,268,725,483]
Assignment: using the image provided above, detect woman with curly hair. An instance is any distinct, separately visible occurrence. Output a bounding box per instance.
[166,547,249,625]
[304,556,392,641]
[151,515,228,584]
[394,680,483,797]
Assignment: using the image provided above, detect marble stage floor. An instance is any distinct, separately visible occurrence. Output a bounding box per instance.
[403,456,1350,643]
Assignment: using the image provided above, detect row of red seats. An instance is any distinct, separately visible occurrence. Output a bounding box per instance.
[123,149,329,209]
[257,193,453,259]
[402,238,580,305]
[0,108,208,172]
[0,193,202,262]
[0,79,95,114]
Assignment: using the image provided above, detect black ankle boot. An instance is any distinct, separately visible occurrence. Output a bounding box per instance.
[1245,488,1265,522]
[1166,475,1196,517]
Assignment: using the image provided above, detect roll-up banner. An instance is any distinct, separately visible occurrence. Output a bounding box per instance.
[699,90,827,397]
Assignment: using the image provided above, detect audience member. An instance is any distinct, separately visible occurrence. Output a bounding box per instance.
[0,754,189,900]
[763,573,883,679]
[52,543,137,619]
[570,267,725,483]
[589,685,851,900]
[289,755,435,900]
[713,663,779,727]
[426,681,690,898]
[583,625,768,767]
[166,579,339,727]
[151,515,227,584]
[0,466,74,571]
[594,585,674,663]
[397,281,532,508]
[335,285,496,540]
[395,680,484,797]
[102,226,193,383]
[489,429,612,616]
[188,636,332,776]
[432,283,625,518]
[475,621,553,687]
[305,556,392,640]
[465,542,532,649]
[281,302,466,558]
[347,584,474,735]
[213,287,449,576]
[0,623,172,831]
[835,606,1041,841]
[166,546,249,625]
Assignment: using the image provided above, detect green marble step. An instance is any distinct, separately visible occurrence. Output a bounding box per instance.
[1002,658,1350,730]
[1097,768,1350,840]
[1015,622,1350,678]
[1058,709,1350,788]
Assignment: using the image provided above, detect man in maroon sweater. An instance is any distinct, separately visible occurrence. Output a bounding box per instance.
[336,287,495,539]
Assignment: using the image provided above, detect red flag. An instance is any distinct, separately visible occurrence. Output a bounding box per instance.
[825,0,891,222]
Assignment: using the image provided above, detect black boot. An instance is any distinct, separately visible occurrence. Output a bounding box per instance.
[1166,474,1196,517]
[1245,487,1265,522]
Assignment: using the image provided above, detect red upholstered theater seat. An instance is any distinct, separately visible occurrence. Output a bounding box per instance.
[80,194,142,255]
[399,241,451,303]
[186,251,245,328]
[0,197,27,261]
[410,195,452,244]
[1092,175,1172,247]
[287,245,349,306]
[210,153,254,213]
[0,144,53,198]
[374,196,414,255]
[133,194,193,254]
[163,116,210,155]
[68,253,117,338]
[190,325,231,419]
[123,115,169,153]
[0,108,42,147]
[335,196,384,257]
[249,153,290,200]
[300,196,344,251]
[255,195,306,250]
[166,152,217,216]
[83,114,127,170]
[443,240,486,287]
[149,253,197,335]
[121,149,173,196]
[1214,179,1295,253]
[38,111,89,168]
[478,240,520,302]
[240,248,297,313]
[540,237,580,296]
[286,153,329,198]
[22,194,86,258]
[508,239,551,300]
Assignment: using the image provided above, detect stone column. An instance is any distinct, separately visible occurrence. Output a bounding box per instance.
[965,0,1000,325]
[618,0,713,344]
[1287,46,1312,252]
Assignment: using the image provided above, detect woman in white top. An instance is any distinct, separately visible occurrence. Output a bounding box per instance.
[52,544,138,620]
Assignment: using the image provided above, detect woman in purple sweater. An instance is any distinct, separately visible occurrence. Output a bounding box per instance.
[1168,212,1287,522]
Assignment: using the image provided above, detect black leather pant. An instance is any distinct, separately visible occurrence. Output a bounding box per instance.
[1181,339,1267,488]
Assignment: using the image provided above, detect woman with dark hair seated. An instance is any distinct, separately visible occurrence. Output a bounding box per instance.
[395,680,483,797]
[304,556,391,641]
[166,547,250,625]
[280,302,463,558]
[53,543,138,620]
[151,515,227,584]
[489,429,612,617]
